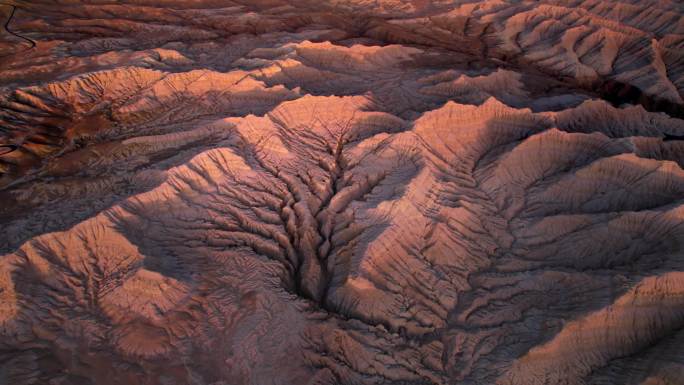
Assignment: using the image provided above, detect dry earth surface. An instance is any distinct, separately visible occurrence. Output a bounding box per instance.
[1,1,684,384]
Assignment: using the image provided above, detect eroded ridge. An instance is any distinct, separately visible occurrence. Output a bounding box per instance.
[1,1,684,385]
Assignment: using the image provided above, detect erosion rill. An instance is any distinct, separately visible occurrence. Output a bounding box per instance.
[1,1,684,384]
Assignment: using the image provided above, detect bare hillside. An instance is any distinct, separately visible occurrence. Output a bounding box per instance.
[1,1,684,384]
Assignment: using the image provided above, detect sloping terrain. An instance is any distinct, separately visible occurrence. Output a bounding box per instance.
[1,1,684,384]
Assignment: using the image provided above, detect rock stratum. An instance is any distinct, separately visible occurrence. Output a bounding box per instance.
[0,1,684,384]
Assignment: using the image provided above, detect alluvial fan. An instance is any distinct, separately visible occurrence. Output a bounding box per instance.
[1,1,684,384]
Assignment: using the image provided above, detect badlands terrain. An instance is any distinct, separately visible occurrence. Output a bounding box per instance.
[1,0,684,384]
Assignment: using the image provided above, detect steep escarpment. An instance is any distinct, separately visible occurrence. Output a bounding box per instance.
[1,1,684,385]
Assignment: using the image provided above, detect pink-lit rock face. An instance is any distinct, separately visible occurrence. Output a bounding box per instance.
[1,1,684,384]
